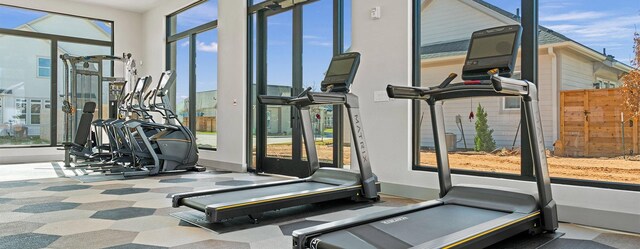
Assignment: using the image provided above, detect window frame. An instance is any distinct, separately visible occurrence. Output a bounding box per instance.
[411,0,639,191]
[36,56,51,78]
[503,96,521,110]
[0,4,115,147]
[166,0,219,151]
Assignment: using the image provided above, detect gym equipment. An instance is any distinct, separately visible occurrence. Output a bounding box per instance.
[172,52,379,224]
[292,25,558,249]
[60,53,136,167]
[119,71,202,177]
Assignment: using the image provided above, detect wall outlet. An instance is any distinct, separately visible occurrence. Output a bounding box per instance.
[370,6,381,20]
[374,90,389,102]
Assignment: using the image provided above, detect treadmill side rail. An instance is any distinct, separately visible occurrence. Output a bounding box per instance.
[412,212,539,249]
[171,178,307,208]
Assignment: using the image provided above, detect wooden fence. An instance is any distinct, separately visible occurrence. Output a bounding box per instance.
[557,88,639,157]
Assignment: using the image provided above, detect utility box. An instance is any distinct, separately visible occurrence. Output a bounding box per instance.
[445,133,457,151]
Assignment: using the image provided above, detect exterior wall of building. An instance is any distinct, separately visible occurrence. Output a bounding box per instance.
[0,35,53,138]
[420,0,515,45]
[558,49,598,90]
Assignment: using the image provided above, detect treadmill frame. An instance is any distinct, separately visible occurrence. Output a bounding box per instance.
[292,82,559,249]
[172,89,380,223]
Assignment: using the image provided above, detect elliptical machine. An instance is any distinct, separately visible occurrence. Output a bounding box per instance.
[122,71,202,176]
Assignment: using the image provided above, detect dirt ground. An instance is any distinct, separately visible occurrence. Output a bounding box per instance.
[265,144,640,184]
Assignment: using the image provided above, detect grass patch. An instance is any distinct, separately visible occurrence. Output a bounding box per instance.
[0,136,49,146]
[196,131,217,135]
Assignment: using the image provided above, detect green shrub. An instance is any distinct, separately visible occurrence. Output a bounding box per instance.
[474,104,496,152]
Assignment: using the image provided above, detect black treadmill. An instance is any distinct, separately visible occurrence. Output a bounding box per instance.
[292,25,559,249]
[172,52,380,223]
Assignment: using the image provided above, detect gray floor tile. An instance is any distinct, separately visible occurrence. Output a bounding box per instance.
[149,186,194,194]
[89,183,136,190]
[0,181,39,188]
[110,216,179,232]
[104,243,168,249]
[48,229,137,249]
[14,202,80,214]
[541,238,614,249]
[593,233,640,249]
[21,209,96,224]
[77,200,136,211]
[159,178,197,183]
[91,207,156,220]
[6,196,67,206]
[34,218,115,236]
[102,188,151,195]
[0,221,44,236]
[170,239,250,249]
[0,233,60,249]
[43,184,91,192]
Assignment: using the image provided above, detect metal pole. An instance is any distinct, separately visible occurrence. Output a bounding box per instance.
[520,0,538,177]
[622,112,626,159]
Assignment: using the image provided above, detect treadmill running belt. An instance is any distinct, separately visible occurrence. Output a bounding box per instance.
[181,182,339,211]
[315,205,510,248]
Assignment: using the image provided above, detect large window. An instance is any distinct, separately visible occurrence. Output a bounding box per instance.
[247,0,352,171]
[415,0,640,190]
[0,4,114,147]
[167,0,219,150]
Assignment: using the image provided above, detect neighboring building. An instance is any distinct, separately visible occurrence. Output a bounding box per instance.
[0,14,111,142]
[419,0,633,150]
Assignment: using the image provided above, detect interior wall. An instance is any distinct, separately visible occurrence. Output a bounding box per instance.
[350,0,639,233]
[141,0,248,171]
[0,0,144,78]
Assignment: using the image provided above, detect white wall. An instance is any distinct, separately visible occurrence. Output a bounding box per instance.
[1,0,143,79]
[141,0,248,171]
[351,0,639,233]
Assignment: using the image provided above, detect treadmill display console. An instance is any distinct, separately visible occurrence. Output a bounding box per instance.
[462,25,521,80]
[321,52,360,92]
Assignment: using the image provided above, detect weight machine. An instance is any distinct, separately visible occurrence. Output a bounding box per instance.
[60,53,136,167]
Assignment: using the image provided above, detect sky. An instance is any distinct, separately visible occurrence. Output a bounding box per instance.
[485,0,640,65]
[0,5,112,36]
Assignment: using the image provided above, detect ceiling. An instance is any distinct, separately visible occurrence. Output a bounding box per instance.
[63,0,163,13]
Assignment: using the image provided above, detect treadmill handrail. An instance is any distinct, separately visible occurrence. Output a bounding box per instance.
[306,92,347,105]
[386,82,531,101]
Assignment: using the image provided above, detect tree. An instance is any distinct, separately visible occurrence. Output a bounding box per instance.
[474,103,496,152]
[621,32,640,118]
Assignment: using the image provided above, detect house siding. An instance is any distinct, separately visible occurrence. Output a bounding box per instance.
[420,0,514,45]
[558,49,596,90]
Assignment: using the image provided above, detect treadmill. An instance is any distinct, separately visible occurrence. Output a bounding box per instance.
[292,25,558,249]
[172,52,380,223]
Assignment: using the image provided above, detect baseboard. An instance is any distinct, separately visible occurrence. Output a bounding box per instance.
[0,147,63,165]
[380,182,440,200]
[197,158,245,172]
[379,182,640,234]
[557,205,640,234]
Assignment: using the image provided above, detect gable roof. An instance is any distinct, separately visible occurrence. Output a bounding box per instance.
[421,0,628,69]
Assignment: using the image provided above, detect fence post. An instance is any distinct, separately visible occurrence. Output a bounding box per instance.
[583,90,590,157]
[634,117,639,155]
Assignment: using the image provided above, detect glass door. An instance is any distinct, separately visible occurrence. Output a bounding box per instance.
[255,0,339,178]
